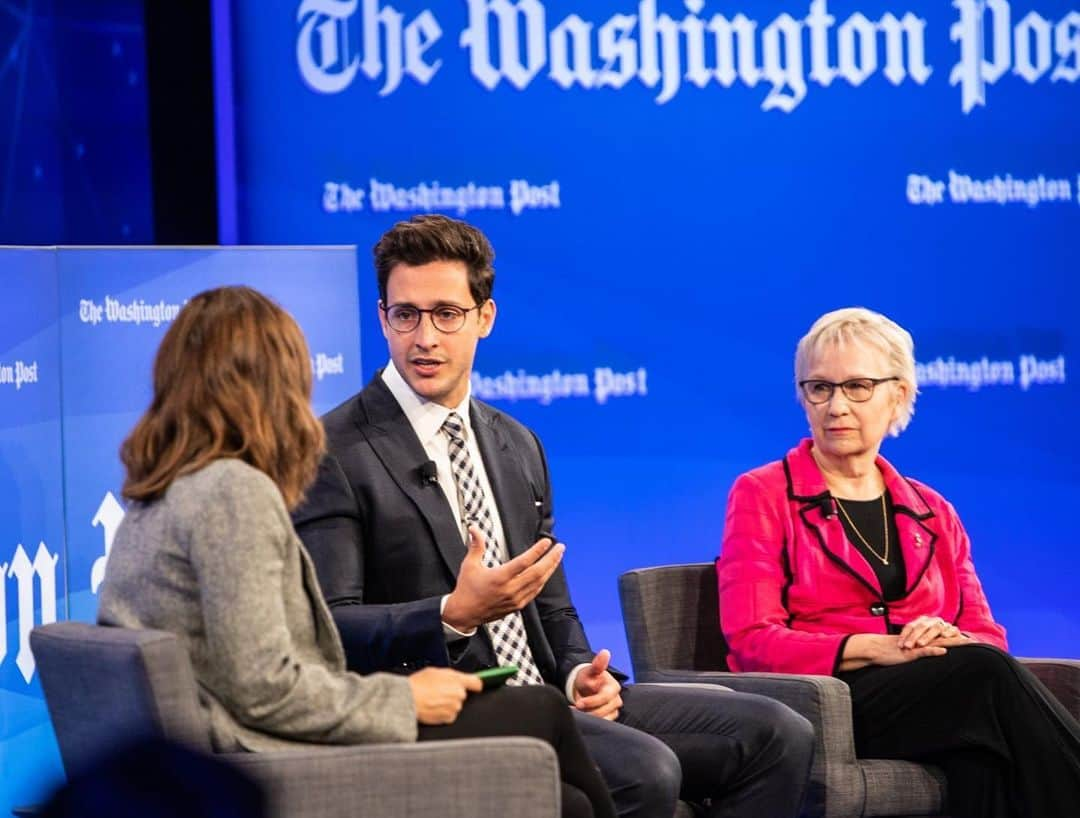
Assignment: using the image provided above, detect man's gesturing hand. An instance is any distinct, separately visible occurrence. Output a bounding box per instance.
[408,667,483,725]
[442,525,565,632]
[572,649,623,721]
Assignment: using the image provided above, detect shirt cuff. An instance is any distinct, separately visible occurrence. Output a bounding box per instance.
[564,662,590,702]
[440,594,478,641]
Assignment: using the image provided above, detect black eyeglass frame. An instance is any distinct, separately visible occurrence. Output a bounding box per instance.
[379,301,484,334]
[798,376,900,404]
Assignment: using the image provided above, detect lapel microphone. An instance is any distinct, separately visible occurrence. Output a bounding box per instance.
[419,460,438,486]
[819,495,836,519]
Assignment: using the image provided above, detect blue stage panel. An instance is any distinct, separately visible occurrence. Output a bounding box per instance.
[0,245,361,811]
[0,248,67,816]
[56,246,363,624]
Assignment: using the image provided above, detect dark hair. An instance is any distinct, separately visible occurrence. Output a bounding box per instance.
[120,286,325,510]
[373,215,495,305]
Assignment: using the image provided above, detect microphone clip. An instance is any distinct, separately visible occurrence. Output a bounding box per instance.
[819,495,835,519]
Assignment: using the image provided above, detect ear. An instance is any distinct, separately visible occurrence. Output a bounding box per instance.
[889,379,910,423]
[377,300,390,340]
[893,379,910,406]
[478,298,496,338]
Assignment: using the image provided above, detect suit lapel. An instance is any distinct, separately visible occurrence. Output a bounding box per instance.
[359,379,468,577]
[787,441,942,599]
[895,511,937,593]
[471,401,536,558]
[800,500,884,595]
[785,446,884,597]
[877,458,938,594]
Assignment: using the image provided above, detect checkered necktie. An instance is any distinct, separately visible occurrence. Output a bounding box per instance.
[441,412,543,686]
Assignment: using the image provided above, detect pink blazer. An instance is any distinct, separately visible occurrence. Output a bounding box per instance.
[716,439,1007,676]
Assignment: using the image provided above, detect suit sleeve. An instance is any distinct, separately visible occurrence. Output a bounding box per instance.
[940,500,1008,649]
[523,430,618,688]
[292,454,451,675]
[189,466,417,744]
[717,472,849,676]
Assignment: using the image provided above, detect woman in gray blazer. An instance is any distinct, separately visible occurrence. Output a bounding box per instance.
[97,285,614,818]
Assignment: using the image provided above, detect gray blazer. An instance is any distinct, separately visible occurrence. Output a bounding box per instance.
[98,458,417,752]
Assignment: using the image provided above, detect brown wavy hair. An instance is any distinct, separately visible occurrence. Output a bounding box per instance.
[121,286,325,509]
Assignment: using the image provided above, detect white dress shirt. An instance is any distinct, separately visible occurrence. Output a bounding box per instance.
[380,362,586,700]
[380,362,509,556]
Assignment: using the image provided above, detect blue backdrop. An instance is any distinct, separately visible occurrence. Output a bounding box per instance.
[0,246,361,815]
[221,0,1079,667]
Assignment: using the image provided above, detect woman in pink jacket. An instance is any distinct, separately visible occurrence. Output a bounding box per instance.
[717,307,1080,818]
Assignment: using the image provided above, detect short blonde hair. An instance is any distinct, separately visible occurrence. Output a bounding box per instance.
[794,307,919,437]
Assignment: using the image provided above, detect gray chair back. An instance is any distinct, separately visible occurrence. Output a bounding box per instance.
[618,562,728,679]
[31,621,212,776]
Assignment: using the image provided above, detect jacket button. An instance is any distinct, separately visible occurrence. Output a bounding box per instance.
[870,603,887,616]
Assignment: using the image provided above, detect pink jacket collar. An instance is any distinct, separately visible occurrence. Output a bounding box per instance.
[784,438,934,518]
[783,438,938,596]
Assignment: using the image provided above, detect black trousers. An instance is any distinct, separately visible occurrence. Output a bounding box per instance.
[418,685,616,818]
[839,644,1080,818]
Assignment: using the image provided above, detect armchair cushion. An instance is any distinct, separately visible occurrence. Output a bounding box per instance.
[228,738,560,818]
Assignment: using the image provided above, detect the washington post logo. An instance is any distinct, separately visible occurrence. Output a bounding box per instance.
[2,541,58,683]
[1,492,124,684]
[296,0,1080,112]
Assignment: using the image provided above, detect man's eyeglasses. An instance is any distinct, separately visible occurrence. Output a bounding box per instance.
[798,377,899,404]
[381,303,483,334]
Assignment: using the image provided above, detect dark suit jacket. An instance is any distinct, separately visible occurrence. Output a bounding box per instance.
[293,375,604,691]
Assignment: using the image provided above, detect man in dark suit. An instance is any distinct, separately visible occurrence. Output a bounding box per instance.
[294,215,814,818]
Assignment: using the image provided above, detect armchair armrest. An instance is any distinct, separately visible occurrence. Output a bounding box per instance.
[226,737,559,818]
[636,669,861,818]
[1019,658,1080,720]
[638,668,858,764]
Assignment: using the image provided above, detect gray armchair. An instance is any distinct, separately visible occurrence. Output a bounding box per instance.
[619,563,1080,818]
[31,622,560,818]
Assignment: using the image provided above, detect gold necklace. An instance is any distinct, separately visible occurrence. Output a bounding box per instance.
[834,495,890,565]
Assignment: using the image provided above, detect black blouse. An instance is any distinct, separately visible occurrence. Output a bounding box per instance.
[834,491,906,602]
